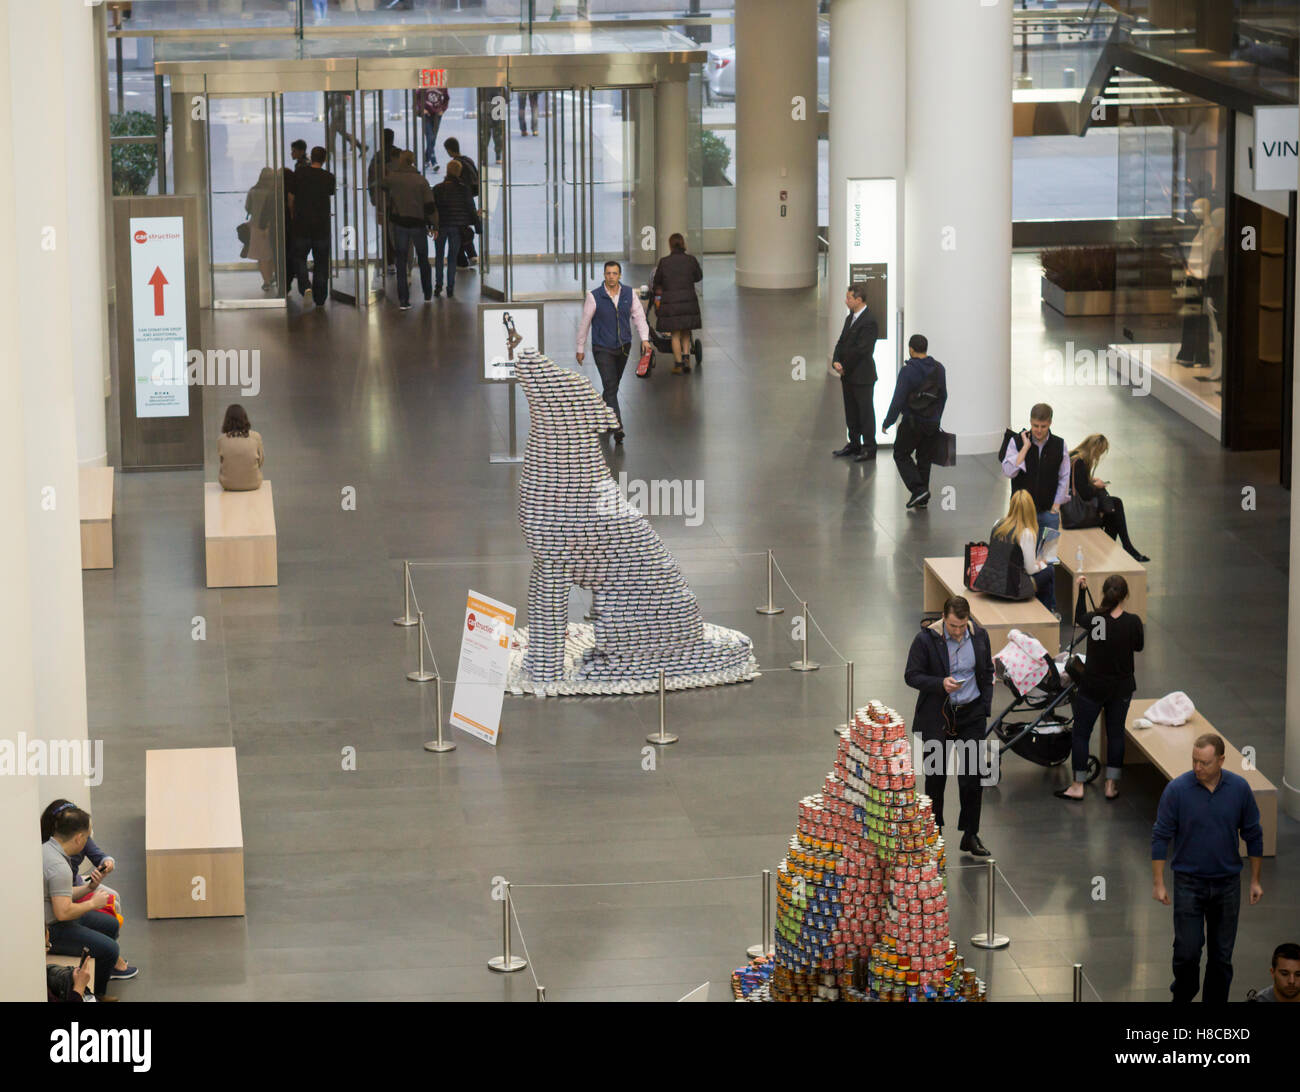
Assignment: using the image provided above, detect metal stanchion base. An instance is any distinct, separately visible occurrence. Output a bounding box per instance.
[393,615,418,627]
[488,955,528,973]
[745,943,773,958]
[424,740,457,753]
[755,605,784,615]
[789,660,821,671]
[407,670,437,682]
[970,932,1010,950]
[645,732,678,745]
[489,453,525,464]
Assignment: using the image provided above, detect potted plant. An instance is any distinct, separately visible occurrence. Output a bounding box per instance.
[1040,246,1116,316]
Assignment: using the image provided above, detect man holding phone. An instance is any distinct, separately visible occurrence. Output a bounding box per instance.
[1001,402,1069,532]
[904,596,996,858]
[43,806,127,1000]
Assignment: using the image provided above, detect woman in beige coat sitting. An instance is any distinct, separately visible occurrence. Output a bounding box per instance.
[218,404,264,491]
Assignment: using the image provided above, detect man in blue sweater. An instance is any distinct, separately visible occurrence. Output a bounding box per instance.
[882,334,947,510]
[1151,732,1264,1003]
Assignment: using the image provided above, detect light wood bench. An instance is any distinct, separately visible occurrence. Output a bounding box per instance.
[1056,527,1147,620]
[79,466,114,570]
[145,747,246,918]
[1100,701,1276,857]
[204,481,277,588]
[923,556,1060,655]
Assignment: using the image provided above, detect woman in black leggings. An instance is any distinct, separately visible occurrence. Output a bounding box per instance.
[1069,434,1148,562]
[1054,574,1144,802]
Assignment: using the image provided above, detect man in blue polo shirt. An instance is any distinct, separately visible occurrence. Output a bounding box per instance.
[1151,732,1264,1003]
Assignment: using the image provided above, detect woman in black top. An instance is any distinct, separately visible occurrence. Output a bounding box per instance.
[651,233,703,375]
[1068,434,1148,562]
[1054,573,1144,802]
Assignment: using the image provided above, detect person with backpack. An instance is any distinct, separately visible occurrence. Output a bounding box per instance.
[1001,402,1069,534]
[443,137,480,266]
[882,333,947,509]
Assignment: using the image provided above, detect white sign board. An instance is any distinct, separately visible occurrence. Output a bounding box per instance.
[449,590,516,746]
[1254,106,1299,192]
[481,305,542,382]
[128,216,189,418]
[846,178,899,446]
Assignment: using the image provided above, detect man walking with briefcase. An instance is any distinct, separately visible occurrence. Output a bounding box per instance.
[883,334,948,509]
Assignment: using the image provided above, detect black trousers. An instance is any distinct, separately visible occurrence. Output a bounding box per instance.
[921,706,987,834]
[593,343,630,429]
[841,377,876,451]
[894,415,939,494]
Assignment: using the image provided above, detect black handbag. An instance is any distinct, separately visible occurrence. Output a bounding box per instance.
[1065,586,1097,686]
[931,429,957,468]
[1060,458,1102,529]
[236,219,252,259]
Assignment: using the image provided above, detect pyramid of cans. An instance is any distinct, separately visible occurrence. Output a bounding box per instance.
[763,700,986,1002]
[513,351,754,689]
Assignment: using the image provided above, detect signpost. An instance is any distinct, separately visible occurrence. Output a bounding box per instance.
[127,215,189,419]
[449,590,516,746]
[846,178,900,448]
[478,303,543,463]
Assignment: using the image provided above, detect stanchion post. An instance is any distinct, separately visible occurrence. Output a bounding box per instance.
[756,548,784,615]
[1072,963,1083,1002]
[424,674,456,753]
[836,660,854,735]
[394,560,417,626]
[789,601,821,671]
[970,858,1010,949]
[406,610,436,682]
[747,869,773,958]
[536,985,547,1002]
[645,668,678,745]
[487,882,528,973]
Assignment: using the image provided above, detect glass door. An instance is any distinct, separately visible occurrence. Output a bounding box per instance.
[206,94,287,309]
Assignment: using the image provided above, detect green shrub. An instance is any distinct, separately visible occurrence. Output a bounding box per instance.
[692,129,733,188]
[110,110,160,196]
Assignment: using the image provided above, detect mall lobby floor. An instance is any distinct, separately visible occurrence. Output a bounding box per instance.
[87,254,1297,1002]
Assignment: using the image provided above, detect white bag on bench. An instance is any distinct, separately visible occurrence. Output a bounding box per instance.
[1142,691,1195,727]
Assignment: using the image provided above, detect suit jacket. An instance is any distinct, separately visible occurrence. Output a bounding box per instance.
[834,309,878,387]
[904,618,994,742]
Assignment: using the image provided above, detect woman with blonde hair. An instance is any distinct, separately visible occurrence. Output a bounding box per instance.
[993,490,1056,613]
[1068,433,1148,562]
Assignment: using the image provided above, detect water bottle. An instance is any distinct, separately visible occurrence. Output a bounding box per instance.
[1075,545,1085,568]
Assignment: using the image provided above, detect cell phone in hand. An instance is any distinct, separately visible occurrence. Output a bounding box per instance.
[79,947,90,969]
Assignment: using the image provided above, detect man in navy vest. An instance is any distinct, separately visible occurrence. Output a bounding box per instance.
[1001,402,1069,532]
[576,260,652,444]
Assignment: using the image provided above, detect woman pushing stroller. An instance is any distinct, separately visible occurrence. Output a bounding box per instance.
[651,233,703,375]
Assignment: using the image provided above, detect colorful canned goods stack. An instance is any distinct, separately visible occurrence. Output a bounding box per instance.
[731,954,774,1000]
[757,700,986,1003]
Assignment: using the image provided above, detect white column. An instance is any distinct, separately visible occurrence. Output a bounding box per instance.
[734,0,819,289]
[829,0,907,442]
[172,91,212,308]
[654,76,689,259]
[0,0,94,1002]
[66,0,110,467]
[905,0,1013,453]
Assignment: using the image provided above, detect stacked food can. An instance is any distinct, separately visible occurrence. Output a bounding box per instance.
[740,700,987,1003]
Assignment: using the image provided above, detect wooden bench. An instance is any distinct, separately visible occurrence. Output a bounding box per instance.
[145,747,246,918]
[1100,701,1276,857]
[923,556,1060,655]
[1056,527,1147,620]
[204,481,277,588]
[79,466,114,570]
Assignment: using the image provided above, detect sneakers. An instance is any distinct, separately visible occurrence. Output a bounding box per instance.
[109,964,139,981]
[906,489,931,509]
[399,302,411,311]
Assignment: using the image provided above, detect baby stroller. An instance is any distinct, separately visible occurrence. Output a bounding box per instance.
[638,285,702,374]
[985,628,1101,782]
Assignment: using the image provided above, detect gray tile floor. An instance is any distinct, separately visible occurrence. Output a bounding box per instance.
[86,253,1297,1002]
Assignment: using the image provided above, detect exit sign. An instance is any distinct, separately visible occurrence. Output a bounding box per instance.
[420,69,448,88]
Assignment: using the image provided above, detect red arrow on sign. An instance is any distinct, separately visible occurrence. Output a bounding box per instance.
[148,266,168,316]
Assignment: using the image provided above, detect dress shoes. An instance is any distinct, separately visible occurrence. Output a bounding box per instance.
[832,443,862,458]
[854,448,877,462]
[960,833,990,858]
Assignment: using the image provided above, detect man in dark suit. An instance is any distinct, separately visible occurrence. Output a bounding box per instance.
[831,283,879,461]
[904,596,995,858]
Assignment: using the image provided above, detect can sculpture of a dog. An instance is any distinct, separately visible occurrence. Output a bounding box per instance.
[515,351,754,687]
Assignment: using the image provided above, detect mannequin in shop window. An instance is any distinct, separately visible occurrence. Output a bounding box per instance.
[1176,198,1224,368]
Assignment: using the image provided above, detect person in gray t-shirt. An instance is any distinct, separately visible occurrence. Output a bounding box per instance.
[1248,942,1300,1002]
[42,805,129,998]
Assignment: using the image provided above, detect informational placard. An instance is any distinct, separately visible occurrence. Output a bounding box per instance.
[1254,106,1299,191]
[128,215,189,418]
[478,303,543,383]
[449,590,516,746]
[846,178,899,447]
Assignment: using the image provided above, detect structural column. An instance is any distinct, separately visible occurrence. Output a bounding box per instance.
[654,75,689,258]
[1286,150,1300,822]
[172,89,212,307]
[905,0,1013,453]
[828,0,907,442]
[734,0,818,289]
[0,0,98,1001]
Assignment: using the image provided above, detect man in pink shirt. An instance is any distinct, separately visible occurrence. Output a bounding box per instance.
[576,260,653,444]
